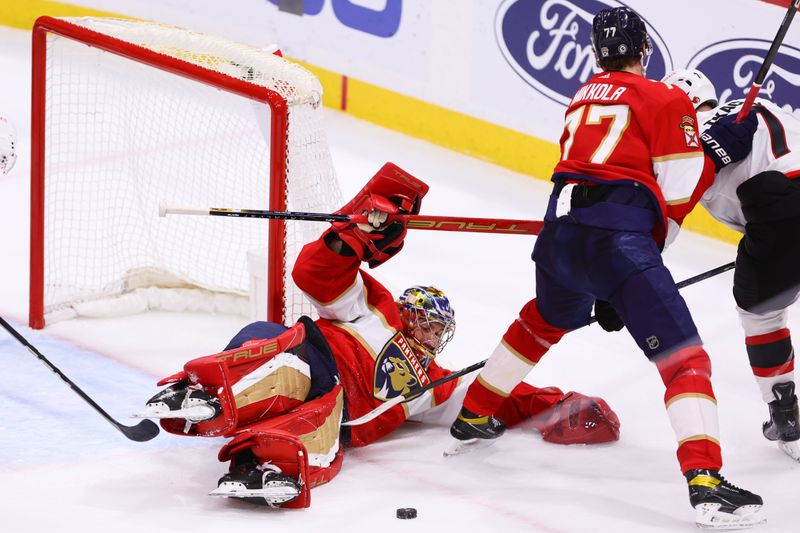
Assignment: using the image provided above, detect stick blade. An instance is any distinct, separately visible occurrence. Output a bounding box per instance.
[117,419,160,442]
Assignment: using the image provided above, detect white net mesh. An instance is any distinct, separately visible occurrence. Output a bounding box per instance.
[39,17,342,325]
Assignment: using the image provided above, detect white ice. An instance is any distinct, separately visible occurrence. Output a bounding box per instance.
[0,26,796,533]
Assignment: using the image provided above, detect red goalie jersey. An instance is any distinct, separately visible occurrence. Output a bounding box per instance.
[292,234,570,447]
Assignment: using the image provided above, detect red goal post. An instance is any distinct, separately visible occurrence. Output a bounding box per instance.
[29,16,342,328]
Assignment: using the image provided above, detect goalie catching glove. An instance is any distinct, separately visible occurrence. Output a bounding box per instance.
[329,162,429,268]
[534,391,621,445]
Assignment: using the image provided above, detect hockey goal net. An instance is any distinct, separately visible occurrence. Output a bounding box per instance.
[29,16,342,329]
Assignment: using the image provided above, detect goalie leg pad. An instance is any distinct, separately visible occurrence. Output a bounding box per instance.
[156,321,311,436]
[218,385,346,508]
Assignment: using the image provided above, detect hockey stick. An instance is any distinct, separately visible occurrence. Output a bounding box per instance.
[736,0,800,123]
[0,316,160,442]
[159,204,544,236]
[343,260,736,427]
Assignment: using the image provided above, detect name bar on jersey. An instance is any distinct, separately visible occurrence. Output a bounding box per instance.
[570,83,627,107]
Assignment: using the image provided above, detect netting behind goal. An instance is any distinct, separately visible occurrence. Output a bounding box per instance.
[29,16,342,328]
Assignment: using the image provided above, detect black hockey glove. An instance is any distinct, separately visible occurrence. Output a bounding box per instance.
[593,299,624,332]
[701,111,758,172]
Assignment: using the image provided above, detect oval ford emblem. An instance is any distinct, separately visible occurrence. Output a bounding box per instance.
[496,0,672,106]
[688,39,800,114]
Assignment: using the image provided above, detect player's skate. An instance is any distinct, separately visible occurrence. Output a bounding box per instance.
[762,382,800,462]
[209,460,301,507]
[444,407,506,457]
[136,383,221,423]
[685,469,765,529]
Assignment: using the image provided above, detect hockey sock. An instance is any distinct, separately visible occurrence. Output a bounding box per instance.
[463,299,567,415]
[745,328,796,403]
[655,345,722,472]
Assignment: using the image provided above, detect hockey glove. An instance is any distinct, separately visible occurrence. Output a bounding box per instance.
[330,194,409,268]
[593,299,624,332]
[701,111,758,172]
[538,392,620,445]
[329,162,428,268]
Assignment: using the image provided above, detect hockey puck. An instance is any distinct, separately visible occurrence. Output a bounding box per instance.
[396,507,417,519]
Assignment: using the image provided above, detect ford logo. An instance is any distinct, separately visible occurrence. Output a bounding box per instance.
[496,0,672,106]
[688,39,800,115]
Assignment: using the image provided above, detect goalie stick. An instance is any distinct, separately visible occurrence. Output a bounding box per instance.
[343,261,736,427]
[736,0,800,123]
[0,316,160,442]
[159,204,544,236]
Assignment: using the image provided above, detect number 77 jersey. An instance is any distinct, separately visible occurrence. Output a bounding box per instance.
[553,70,706,238]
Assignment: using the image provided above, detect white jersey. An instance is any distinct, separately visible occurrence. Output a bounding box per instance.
[699,98,800,233]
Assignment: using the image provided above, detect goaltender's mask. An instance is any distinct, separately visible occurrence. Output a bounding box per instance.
[396,285,455,369]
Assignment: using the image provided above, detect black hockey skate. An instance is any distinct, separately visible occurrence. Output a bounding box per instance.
[136,383,221,423]
[685,469,765,529]
[762,382,800,462]
[444,407,506,457]
[209,456,302,507]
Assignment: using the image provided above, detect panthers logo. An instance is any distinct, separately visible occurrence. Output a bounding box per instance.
[373,332,430,401]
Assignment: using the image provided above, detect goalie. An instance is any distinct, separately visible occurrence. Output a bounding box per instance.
[138,163,620,508]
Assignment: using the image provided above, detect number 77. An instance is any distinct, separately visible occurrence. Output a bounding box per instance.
[561,104,631,164]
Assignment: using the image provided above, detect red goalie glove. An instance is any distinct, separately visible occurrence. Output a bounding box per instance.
[330,162,429,268]
[535,391,621,445]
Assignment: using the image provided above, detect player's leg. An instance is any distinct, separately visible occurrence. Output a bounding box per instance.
[611,252,764,527]
[732,171,800,461]
[448,260,590,452]
[738,306,800,461]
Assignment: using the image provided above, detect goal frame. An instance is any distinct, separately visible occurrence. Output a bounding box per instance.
[29,16,292,329]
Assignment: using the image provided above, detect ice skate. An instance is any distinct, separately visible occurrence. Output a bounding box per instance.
[209,462,301,507]
[444,407,506,457]
[685,469,765,529]
[762,382,800,462]
[136,384,221,423]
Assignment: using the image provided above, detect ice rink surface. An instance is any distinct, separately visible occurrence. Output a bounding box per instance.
[0,26,797,532]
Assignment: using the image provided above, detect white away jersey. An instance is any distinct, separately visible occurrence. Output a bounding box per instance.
[699,98,800,233]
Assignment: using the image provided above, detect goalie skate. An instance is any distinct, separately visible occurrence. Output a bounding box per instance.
[686,469,765,530]
[135,384,221,423]
[209,465,302,507]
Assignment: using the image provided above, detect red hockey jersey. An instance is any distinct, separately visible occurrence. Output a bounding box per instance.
[292,235,561,447]
[554,71,706,240]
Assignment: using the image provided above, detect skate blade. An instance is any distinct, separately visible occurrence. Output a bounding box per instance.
[133,403,215,422]
[209,481,300,505]
[443,437,497,457]
[694,502,766,530]
[777,440,800,462]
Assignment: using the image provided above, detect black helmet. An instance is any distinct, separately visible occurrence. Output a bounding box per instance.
[591,7,652,61]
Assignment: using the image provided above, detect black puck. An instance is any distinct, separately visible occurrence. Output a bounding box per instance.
[396,507,417,519]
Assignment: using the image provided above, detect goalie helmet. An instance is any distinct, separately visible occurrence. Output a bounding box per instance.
[396,285,455,369]
[591,7,652,62]
[661,69,718,111]
[0,115,17,175]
